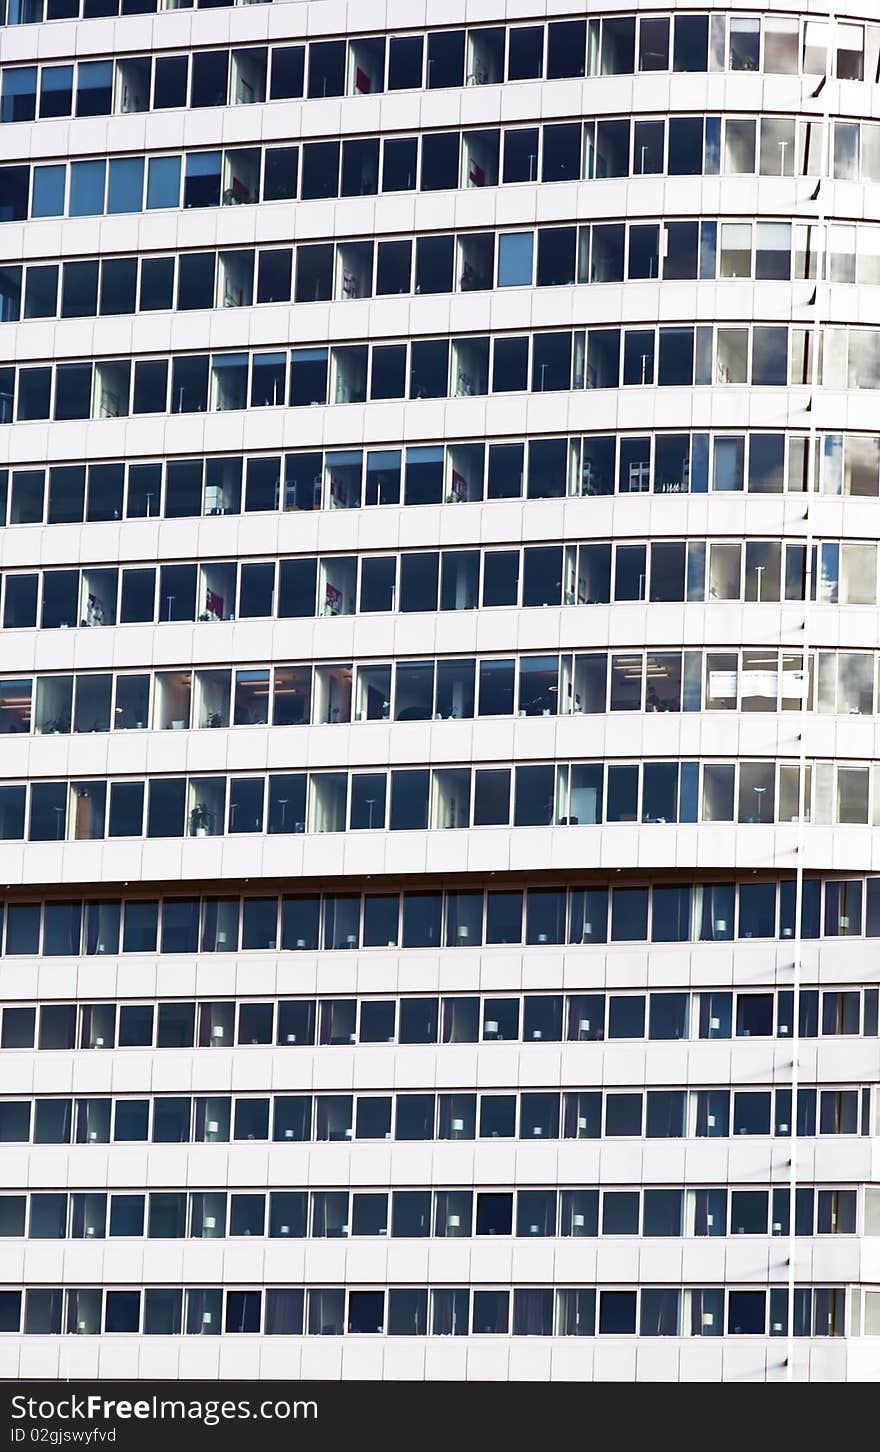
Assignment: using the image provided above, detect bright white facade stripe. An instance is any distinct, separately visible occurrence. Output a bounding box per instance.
[0,0,879,1382]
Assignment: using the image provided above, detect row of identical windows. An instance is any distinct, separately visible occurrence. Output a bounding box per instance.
[4,215,875,326]
[0,321,832,426]
[2,113,877,224]
[0,1085,871,1145]
[2,15,871,102]
[0,757,877,842]
[0,878,870,957]
[4,428,877,527]
[4,987,876,1052]
[0,1284,846,1340]
[6,646,880,736]
[1,535,872,634]
[0,1184,857,1241]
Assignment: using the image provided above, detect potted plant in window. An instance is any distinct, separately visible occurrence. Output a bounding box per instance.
[189,803,213,837]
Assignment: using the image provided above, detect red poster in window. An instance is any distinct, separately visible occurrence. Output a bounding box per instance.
[469,160,486,186]
[206,590,224,618]
[356,66,371,93]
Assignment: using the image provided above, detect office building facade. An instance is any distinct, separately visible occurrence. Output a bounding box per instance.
[0,0,879,1380]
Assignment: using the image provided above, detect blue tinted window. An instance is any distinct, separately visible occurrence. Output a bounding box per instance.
[183,152,221,208]
[75,61,112,118]
[31,165,65,218]
[107,157,144,214]
[39,66,73,119]
[739,882,776,938]
[69,160,106,217]
[146,155,181,210]
[498,233,534,286]
[1,68,37,124]
[5,903,40,954]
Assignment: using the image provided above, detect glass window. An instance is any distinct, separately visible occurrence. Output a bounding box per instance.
[547,19,585,78]
[648,993,688,1041]
[610,887,648,939]
[643,1190,682,1236]
[265,1289,303,1330]
[472,1289,509,1334]
[4,164,37,220]
[69,160,106,216]
[445,892,483,948]
[159,900,199,954]
[728,1291,766,1335]
[526,892,565,946]
[42,904,81,956]
[498,233,533,287]
[30,1192,68,1238]
[406,888,444,946]
[604,1093,643,1135]
[1,68,37,124]
[264,147,299,202]
[608,995,645,1040]
[107,157,144,214]
[563,887,605,950]
[559,1190,599,1238]
[146,156,181,210]
[599,1291,636,1334]
[23,1290,57,1335]
[270,47,304,100]
[153,55,188,110]
[603,1191,639,1235]
[225,1291,261,1334]
[183,152,221,209]
[1,1009,35,1049]
[76,61,112,117]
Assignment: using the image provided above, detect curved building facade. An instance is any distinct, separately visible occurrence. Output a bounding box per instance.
[0,0,878,1381]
